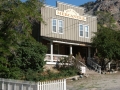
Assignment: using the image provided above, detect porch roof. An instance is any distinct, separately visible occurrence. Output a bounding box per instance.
[42,37,92,47]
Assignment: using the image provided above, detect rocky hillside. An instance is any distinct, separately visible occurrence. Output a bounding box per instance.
[81,0,120,29]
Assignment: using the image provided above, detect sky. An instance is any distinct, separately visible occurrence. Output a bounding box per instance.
[21,0,96,6]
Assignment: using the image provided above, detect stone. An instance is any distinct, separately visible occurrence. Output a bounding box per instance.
[80,75,83,78]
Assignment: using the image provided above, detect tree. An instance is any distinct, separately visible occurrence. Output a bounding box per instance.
[95,11,116,29]
[0,0,47,81]
[92,27,120,70]
[9,38,47,80]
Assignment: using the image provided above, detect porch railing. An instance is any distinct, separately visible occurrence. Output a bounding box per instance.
[87,57,101,74]
[44,54,68,62]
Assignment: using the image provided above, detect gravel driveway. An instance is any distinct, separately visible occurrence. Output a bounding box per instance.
[67,72,120,90]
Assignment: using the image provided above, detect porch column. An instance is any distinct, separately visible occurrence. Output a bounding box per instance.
[50,41,53,62]
[108,62,111,70]
[88,47,91,58]
[70,45,72,55]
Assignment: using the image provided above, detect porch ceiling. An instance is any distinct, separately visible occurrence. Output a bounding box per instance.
[42,37,91,47]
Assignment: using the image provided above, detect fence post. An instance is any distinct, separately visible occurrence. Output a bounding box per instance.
[63,79,66,90]
[14,83,16,90]
[60,79,62,90]
[2,79,4,90]
[7,82,10,90]
[98,66,101,74]
[21,84,23,90]
[28,84,31,90]
[37,82,39,90]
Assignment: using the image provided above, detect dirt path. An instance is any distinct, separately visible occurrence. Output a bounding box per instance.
[66,72,120,90]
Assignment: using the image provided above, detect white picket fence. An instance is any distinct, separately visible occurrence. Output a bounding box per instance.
[0,78,66,90]
[37,79,66,90]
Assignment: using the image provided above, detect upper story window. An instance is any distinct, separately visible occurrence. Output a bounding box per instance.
[52,19,63,34]
[79,24,89,38]
[85,25,89,38]
[52,19,57,33]
[79,24,84,37]
[58,20,63,34]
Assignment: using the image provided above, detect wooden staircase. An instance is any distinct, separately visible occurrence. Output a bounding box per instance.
[75,57,101,75]
[86,57,101,74]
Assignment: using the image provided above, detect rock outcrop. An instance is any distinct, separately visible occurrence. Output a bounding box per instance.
[81,0,120,29]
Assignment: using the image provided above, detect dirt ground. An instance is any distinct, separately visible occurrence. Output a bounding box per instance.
[66,72,120,90]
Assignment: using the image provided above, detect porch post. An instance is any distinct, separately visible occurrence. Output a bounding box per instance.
[50,41,53,62]
[70,45,72,55]
[88,47,91,58]
[108,62,111,70]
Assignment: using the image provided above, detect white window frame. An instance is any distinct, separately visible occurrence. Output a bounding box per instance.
[79,24,84,37]
[52,19,57,33]
[84,25,89,38]
[58,20,63,34]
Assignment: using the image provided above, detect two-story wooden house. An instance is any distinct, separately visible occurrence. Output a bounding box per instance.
[34,1,97,64]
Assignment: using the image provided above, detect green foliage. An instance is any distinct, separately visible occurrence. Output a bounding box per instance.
[36,55,79,81]
[8,37,47,80]
[92,27,120,59]
[59,66,77,77]
[9,67,24,79]
[95,11,116,29]
[0,0,47,81]
[28,55,80,81]
[13,38,46,71]
[25,68,40,81]
[92,27,120,69]
[37,67,77,81]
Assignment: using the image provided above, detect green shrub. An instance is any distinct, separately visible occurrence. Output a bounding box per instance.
[37,66,77,81]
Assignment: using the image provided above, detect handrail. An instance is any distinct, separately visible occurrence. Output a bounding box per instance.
[78,61,86,67]
[46,54,68,57]
[45,54,68,62]
[87,57,101,74]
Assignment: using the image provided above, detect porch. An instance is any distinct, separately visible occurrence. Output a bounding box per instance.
[41,37,95,65]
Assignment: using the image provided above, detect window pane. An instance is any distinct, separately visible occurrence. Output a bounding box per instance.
[59,21,62,26]
[80,25,83,31]
[85,26,89,37]
[59,27,63,33]
[53,19,56,26]
[79,25,83,36]
[80,31,83,36]
[59,20,63,33]
[52,19,57,32]
[85,26,88,32]
[86,32,88,37]
[53,26,56,32]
